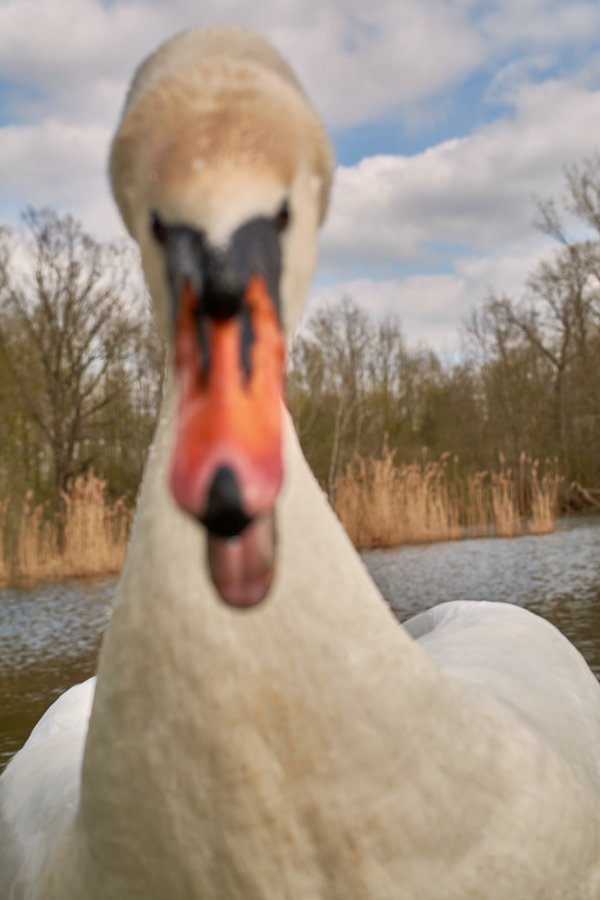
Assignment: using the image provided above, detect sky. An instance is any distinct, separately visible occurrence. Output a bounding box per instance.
[1,0,600,352]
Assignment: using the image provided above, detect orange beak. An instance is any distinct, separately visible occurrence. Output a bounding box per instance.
[169,274,286,607]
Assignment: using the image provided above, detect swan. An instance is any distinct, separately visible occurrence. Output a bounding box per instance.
[2,26,600,900]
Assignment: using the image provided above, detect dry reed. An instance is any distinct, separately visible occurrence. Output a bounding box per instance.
[0,472,131,585]
[529,457,563,534]
[0,454,563,581]
[490,454,521,537]
[335,450,562,549]
[335,450,462,549]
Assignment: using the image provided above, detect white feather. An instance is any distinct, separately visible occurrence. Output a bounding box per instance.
[406,601,600,791]
[0,679,95,895]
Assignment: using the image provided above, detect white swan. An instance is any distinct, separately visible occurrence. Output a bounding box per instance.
[2,27,600,900]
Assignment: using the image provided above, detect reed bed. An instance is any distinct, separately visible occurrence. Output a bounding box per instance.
[0,473,131,585]
[489,454,521,538]
[335,450,562,549]
[335,451,462,548]
[0,454,564,584]
[529,457,562,534]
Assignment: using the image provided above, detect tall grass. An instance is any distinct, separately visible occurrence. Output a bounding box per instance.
[0,472,131,585]
[335,451,462,548]
[335,450,562,549]
[489,453,521,538]
[0,453,564,584]
[529,457,562,534]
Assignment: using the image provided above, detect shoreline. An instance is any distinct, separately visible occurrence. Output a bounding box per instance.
[4,512,598,593]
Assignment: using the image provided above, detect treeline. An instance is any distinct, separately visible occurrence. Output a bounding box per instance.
[1,159,600,546]
[0,208,163,515]
[292,156,600,506]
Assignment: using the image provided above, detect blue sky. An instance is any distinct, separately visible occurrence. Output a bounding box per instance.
[1,0,600,350]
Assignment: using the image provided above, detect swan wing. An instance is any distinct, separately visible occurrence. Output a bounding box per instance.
[406,600,600,789]
[0,676,96,895]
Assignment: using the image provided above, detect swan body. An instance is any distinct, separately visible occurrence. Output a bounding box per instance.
[2,27,600,900]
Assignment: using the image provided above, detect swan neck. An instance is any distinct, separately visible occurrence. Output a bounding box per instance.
[74,380,436,895]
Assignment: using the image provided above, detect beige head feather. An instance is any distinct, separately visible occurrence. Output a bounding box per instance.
[110,27,334,336]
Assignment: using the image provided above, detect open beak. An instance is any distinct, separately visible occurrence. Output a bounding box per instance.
[160,215,286,608]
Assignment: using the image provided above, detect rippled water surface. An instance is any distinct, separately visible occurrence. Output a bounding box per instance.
[1,516,599,770]
[0,579,113,768]
[364,515,600,676]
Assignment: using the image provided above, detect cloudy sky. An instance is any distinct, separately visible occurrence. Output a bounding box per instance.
[1,0,600,351]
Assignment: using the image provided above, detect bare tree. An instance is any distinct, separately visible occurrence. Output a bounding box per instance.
[466,157,600,483]
[0,209,144,503]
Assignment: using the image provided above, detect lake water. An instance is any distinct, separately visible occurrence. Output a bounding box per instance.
[1,516,599,771]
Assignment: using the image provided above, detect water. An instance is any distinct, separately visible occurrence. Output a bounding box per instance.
[0,579,113,769]
[364,515,600,677]
[1,517,599,770]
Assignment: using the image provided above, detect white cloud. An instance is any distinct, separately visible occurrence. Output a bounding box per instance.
[309,243,546,352]
[0,0,481,237]
[320,78,600,274]
[269,0,484,128]
[1,0,596,134]
[8,73,594,256]
[313,72,600,347]
[2,0,600,354]
[0,120,121,238]
[480,0,600,51]
[0,0,484,129]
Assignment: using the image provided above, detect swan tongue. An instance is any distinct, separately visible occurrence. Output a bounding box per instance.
[207,510,276,608]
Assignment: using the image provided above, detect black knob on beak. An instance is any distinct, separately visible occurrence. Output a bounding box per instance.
[200,465,252,538]
[203,253,245,320]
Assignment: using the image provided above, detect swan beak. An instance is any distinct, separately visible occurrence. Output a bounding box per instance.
[169,272,286,608]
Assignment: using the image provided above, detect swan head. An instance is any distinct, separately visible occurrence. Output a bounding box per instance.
[110,28,333,608]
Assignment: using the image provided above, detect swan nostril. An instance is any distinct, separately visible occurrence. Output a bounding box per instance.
[200,465,252,538]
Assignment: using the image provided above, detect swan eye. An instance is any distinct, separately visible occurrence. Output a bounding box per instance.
[274,200,290,233]
[151,211,167,245]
